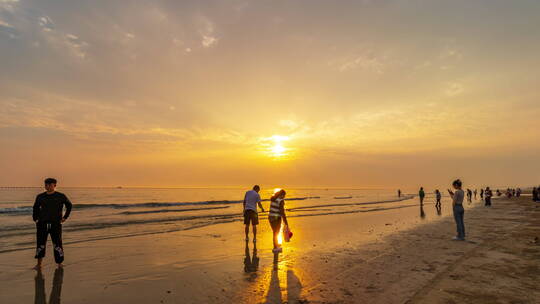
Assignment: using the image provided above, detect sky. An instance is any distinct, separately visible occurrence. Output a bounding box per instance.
[0,0,539,188]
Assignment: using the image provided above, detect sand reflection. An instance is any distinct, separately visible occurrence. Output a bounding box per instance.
[244,241,260,280]
[263,252,303,304]
[34,268,64,304]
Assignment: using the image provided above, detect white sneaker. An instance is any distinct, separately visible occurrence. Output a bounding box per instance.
[272,247,283,253]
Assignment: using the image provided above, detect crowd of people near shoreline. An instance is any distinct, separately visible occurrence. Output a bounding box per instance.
[30,177,538,271]
[397,184,533,242]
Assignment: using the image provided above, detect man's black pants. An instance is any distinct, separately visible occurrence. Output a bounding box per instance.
[35,221,64,264]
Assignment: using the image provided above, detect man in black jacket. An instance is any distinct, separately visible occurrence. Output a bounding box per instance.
[33,178,73,269]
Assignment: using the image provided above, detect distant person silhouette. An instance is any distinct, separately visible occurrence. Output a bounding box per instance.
[398,189,401,198]
[418,187,425,205]
[448,179,465,241]
[435,189,442,208]
[485,187,492,206]
[473,189,477,200]
[480,188,484,200]
[466,189,472,203]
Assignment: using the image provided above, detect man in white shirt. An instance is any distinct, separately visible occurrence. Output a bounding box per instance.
[243,185,265,242]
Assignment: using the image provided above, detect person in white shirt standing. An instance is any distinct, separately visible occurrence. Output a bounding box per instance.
[448,179,466,241]
[243,185,265,242]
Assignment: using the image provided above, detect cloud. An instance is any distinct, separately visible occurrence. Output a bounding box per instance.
[64,33,88,58]
[201,35,217,47]
[0,0,18,11]
[0,18,12,28]
[444,82,464,97]
[38,16,54,32]
[339,55,384,73]
[330,49,388,74]
[198,16,218,48]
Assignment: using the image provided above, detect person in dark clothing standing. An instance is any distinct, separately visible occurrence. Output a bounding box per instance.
[485,187,492,206]
[435,189,442,208]
[33,178,73,269]
[418,187,425,205]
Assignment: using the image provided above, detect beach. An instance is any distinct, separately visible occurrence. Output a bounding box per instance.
[0,192,538,303]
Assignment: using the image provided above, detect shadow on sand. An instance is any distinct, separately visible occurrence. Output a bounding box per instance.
[34,267,64,304]
[264,252,303,304]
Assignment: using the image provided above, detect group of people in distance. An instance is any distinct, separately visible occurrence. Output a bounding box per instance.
[412,182,534,243]
[414,182,495,242]
[416,181,468,241]
[503,188,521,198]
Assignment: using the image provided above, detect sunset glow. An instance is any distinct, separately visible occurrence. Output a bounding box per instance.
[0,0,539,188]
[266,135,291,158]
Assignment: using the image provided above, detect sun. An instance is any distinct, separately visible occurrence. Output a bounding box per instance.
[265,135,291,158]
[270,143,286,157]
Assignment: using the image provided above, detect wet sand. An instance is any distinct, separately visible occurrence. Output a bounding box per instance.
[0,197,538,303]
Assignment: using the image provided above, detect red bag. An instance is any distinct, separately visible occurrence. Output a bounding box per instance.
[283,225,293,242]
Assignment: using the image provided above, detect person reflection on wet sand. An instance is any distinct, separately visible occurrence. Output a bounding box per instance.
[265,252,303,304]
[435,202,442,216]
[244,240,259,277]
[35,267,64,304]
[420,204,426,219]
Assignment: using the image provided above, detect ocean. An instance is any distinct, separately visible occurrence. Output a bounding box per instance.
[0,187,428,253]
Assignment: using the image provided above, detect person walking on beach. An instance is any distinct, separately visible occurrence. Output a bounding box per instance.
[435,189,442,208]
[418,187,425,205]
[398,189,401,198]
[268,189,289,253]
[466,189,472,203]
[435,189,442,215]
[243,185,265,242]
[480,188,484,200]
[532,187,538,202]
[33,178,73,269]
[473,189,477,200]
[516,188,521,197]
[485,187,492,206]
[448,179,465,241]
